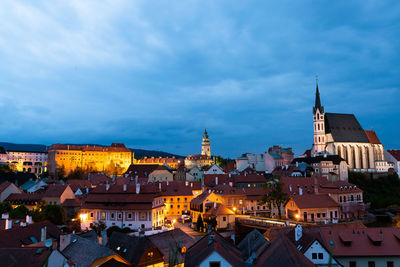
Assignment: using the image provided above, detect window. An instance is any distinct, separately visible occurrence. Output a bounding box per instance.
[101,212,106,219]
[90,212,94,218]
[209,262,221,267]
[128,213,132,219]
[349,261,356,267]
[223,216,226,222]
[368,261,375,267]
[170,205,173,209]
[312,253,317,259]
[317,213,321,218]
[184,198,187,202]
[177,198,180,202]
[387,262,394,267]
[118,213,122,219]
[318,253,323,259]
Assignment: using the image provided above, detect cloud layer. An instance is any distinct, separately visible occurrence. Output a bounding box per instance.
[0,0,399,157]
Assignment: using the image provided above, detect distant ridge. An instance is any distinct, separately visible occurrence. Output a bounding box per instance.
[0,142,47,152]
[0,142,185,159]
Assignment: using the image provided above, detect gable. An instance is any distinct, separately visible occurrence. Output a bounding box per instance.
[303,240,338,265]
[199,251,233,267]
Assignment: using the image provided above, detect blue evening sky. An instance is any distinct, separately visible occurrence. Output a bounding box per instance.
[0,1,399,158]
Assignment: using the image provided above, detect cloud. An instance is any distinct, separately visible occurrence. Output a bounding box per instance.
[0,0,399,157]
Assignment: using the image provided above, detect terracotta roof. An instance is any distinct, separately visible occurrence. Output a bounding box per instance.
[186,154,211,160]
[88,173,112,185]
[190,191,211,205]
[364,130,381,144]
[255,232,315,267]
[66,179,91,188]
[0,220,61,248]
[272,165,302,177]
[124,164,160,178]
[320,227,400,256]
[0,247,50,267]
[6,192,43,202]
[137,157,183,164]
[90,184,159,194]
[158,181,194,196]
[210,184,246,196]
[233,174,266,184]
[203,174,232,187]
[291,194,339,209]
[184,231,245,267]
[147,229,195,265]
[48,143,131,152]
[42,184,70,198]
[62,198,83,208]
[204,203,234,216]
[387,150,400,161]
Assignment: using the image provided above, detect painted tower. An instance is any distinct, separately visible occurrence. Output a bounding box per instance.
[312,78,326,155]
[201,129,211,157]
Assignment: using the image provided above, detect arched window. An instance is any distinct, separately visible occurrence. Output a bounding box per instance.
[318,124,320,131]
[317,113,320,120]
[359,147,363,169]
[321,124,324,130]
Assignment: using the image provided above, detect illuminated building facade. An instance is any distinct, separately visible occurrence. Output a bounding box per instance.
[0,146,47,176]
[47,143,132,176]
[136,156,183,169]
[185,129,214,169]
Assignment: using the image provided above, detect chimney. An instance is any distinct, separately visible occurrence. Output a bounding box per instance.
[2,213,9,219]
[60,234,71,251]
[185,181,189,186]
[123,184,127,192]
[5,219,12,230]
[191,183,193,188]
[135,176,138,184]
[229,181,233,187]
[106,184,110,191]
[289,184,292,192]
[159,182,162,191]
[296,162,298,167]
[214,202,217,208]
[26,215,32,224]
[86,187,89,194]
[299,187,303,195]
[41,226,47,242]
[229,173,231,178]
[136,183,140,194]
[167,181,169,186]
[215,177,218,185]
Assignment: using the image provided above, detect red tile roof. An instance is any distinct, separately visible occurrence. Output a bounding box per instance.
[291,194,339,209]
[184,231,245,267]
[6,192,43,202]
[158,181,194,196]
[186,154,211,160]
[48,143,131,152]
[203,174,232,187]
[0,220,61,248]
[205,203,234,216]
[255,232,315,267]
[387,150,400,161]
[364,130,381,144]
[42,184,70,198]
[320,227,400,256]
[88,173,112,185]
[0,247,50,267]
[233,174,266,184]
[124,164,160,178]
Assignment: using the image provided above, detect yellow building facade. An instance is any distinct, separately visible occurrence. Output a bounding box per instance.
[47,143,132,176]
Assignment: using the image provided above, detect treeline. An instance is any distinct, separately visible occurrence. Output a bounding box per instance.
[0,202,66,225]
[349,172,400,209]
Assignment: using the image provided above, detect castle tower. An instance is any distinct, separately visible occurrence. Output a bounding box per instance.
[312,77,326,155]
[201,129,211,157]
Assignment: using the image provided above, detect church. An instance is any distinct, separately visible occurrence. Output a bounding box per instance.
[311,80,390,173]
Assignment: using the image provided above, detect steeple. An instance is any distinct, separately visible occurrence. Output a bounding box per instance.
[313,76,324,114]
[201,128,211,157]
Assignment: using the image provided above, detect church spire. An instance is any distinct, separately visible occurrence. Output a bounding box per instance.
[313,76,324,114]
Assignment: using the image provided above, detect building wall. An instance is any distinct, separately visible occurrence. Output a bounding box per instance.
[336,256,400,267]
[5,151,47,175]
[163,195,193,219]
[81,207,164,231]
[236,153,266,172]
[286,199,339,222]
[216,214,235,229]
[148,170,173,182]
[47,146,132,176]
[304,240,339,266]
[199,251,232,267]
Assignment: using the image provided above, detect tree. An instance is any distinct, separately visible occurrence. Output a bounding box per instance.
[90,221,107,237]
[43,204,66,225]
[10,205,29,219]
[196,214,204,231]
[66,167,86,180]
[260,177,288,219]
[0,202,12,214]
[57,165,66,180]
[0,164,11,173]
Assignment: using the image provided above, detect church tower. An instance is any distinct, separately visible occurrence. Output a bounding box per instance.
[201,129,211,157]
[312,77,326,155]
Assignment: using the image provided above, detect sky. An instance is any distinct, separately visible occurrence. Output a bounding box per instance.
[0,1,399,158]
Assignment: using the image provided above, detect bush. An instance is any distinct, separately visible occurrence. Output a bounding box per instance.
[0,202,12,214]
[196,214,204,231]
[43,205,66,225]
[90,221,107,237]
[10,205,29,219]
[106,226,133,237]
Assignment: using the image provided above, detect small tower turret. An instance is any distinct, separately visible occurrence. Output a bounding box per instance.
[201,129,211,157]
[312,77,326,155]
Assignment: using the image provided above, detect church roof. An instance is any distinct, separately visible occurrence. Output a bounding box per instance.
[324,113,369,143]
[364,130,381,144]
